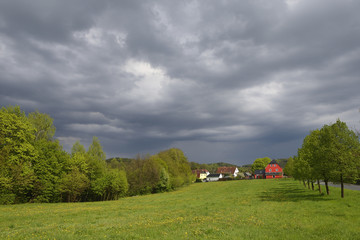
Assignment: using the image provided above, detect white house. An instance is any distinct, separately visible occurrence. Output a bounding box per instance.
[216,167,239,177]
[206,173,223,182]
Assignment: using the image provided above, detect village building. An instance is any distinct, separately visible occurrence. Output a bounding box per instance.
[254,169,265,179]
[216,166,239,177]
[206,173,223,182]
[265,160,283,179]
[192,169,210,180]
[253,160,283,179]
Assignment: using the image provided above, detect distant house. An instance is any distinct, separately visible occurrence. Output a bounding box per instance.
[254,169,265,179]
[244,172,252,179]
[216,167,239,177]
[206,173,223,182]
[265,160,283,179]
[192,169,210,180]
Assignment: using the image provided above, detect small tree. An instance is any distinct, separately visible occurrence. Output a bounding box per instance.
[251,157,271,172]
[283,157,295,177]
[60,168,89,202]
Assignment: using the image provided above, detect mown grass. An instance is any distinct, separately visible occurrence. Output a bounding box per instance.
[1,179,359,239]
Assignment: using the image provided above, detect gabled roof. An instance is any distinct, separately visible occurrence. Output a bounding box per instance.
[216,167,238,174]
[269,159,278,165]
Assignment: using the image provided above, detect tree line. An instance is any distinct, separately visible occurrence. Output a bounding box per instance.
[0,106,194,204]
[190,161,252,173]
[284,119,360,198]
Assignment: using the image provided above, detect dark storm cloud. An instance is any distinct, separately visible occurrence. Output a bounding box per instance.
[1,0,360,164]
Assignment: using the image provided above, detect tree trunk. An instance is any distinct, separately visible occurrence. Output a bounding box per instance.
[341,174,344,198]
[307,180,310,189]
[325,180,330,195]
[317,179,321,194]
[303,180,306,188]
[311,181,314,191]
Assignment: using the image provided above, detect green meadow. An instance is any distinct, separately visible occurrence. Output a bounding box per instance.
[1,179,359,240]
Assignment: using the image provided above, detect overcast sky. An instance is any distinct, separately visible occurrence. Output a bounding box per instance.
[1,0,360,165]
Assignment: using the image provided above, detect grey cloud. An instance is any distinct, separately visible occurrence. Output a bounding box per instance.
[1,0,360,164]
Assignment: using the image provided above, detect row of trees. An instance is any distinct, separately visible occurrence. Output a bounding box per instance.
[0,106,194,204]
[285,119,360,198]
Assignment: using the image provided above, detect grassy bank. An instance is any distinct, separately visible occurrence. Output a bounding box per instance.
[1,179,359,239]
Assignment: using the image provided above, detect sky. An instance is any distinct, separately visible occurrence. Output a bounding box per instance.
[1,0,360,165]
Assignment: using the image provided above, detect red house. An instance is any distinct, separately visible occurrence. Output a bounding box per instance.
[265,160,283,179]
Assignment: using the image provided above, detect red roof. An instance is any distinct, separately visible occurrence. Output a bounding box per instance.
[216,167,237,175]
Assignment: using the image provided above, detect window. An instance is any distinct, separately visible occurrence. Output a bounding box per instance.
[276,168,278,172]
[269,169,272,172]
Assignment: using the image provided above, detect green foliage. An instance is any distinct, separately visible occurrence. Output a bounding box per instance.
[0,106,38,203]
[251,157,271,172]
[31,139,70,203]
[284,157,294,176]
[295,119,360,197]
[88,136,106,162]
[91,169,128,201]
[123,149,193,196]
[71,141,86,156]
[60,168,90,202]
[323,120,360,184]
[0,105,194,204]
[158,148,195,189]
[28,110,56,141]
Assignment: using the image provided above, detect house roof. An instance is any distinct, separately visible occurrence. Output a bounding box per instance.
[192,169,209,174]
[269,159,278,165]
[216,167,238,174]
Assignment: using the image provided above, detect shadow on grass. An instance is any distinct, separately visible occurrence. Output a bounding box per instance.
[258,182,331,202]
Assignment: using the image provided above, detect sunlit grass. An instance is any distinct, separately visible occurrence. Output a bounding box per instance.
[1,179,359,239]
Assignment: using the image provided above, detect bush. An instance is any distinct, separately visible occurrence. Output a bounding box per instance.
[0,194,15,205]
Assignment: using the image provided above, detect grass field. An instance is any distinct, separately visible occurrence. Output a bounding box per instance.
[1,179,360,239]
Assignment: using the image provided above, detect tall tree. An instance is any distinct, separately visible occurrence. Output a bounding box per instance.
[298,130,324,193]
[28,110,56,141]
[86,137,107,200]
[0,106,38,203]
[158,148,194,189]
[323,120,360,198]
[32,139,70,202]
[283,157,295,177]
[71,141,86,157]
